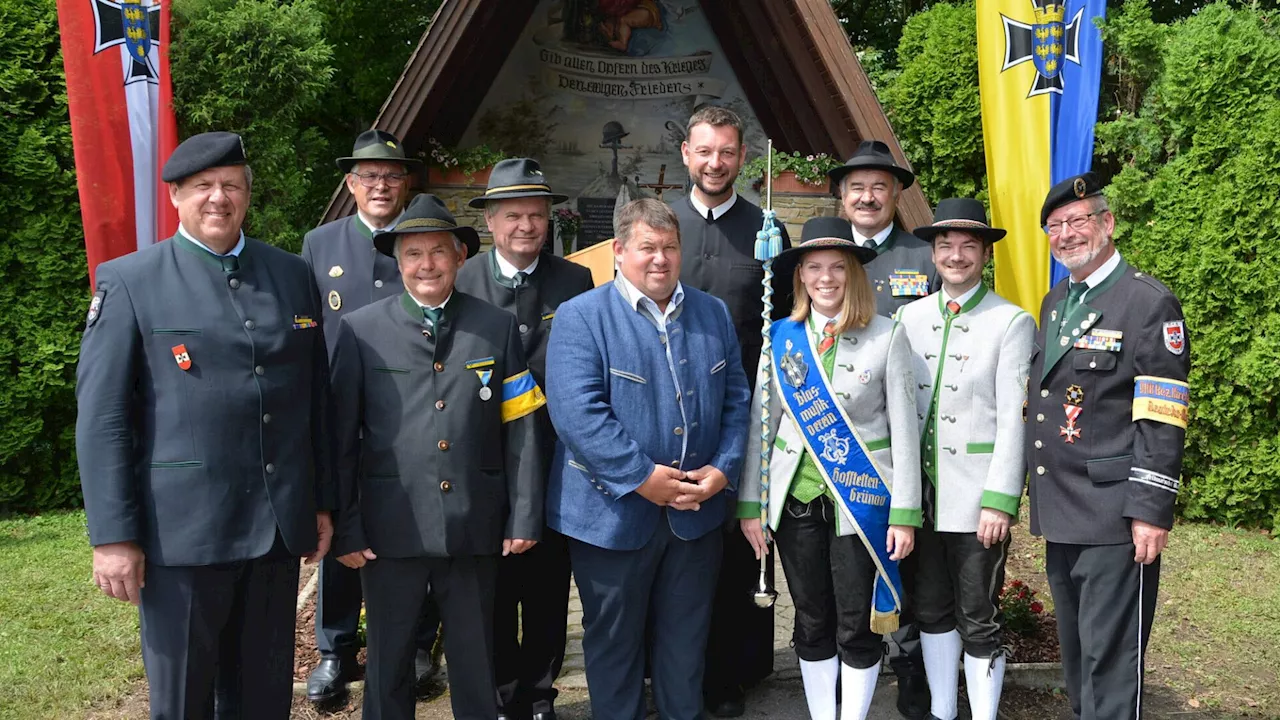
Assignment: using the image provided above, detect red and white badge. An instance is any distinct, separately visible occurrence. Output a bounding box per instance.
[1162,321,1185,355]
[172,344,192,371]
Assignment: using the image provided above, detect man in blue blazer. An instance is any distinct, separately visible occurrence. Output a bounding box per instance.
[545,198,751,720]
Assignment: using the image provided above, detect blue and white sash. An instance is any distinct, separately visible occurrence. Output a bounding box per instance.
[771,318,904,631]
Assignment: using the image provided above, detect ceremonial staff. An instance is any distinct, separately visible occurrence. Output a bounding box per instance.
[752,140,783,608]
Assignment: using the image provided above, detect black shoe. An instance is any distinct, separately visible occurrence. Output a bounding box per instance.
[707,686,746,718]
[895,672,931,720]
[306,656,353,703]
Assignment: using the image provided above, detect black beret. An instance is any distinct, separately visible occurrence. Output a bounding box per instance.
[1041,172,1104,225]
[162,132,247,183]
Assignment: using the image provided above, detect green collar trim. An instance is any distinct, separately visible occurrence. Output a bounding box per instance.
[400,291,455,324]
[936,283,988,317]
[353,215,375,240]
[1081,257,1128,304]
[174,230,247,271]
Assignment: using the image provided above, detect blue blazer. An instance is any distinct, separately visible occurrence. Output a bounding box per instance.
[545,278,751,551]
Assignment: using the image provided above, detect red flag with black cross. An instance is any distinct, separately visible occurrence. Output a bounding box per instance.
[58,0,179,286]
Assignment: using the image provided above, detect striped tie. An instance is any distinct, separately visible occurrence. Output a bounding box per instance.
[817,319,837,354]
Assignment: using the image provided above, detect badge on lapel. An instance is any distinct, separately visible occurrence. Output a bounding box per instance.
[780,340,809,388]
[172,344,192,371]
[1073,328,1123,352]
[888,269,929,298]
[476,370,493,401]
[1059,384,1084,443]
[328,290,342,311]
[293,315,318,329]
[328,266,344,278]
[1163,321,1185,355]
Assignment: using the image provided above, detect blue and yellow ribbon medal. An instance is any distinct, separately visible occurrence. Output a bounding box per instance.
[771,319,904,633]
[476,369,493,401]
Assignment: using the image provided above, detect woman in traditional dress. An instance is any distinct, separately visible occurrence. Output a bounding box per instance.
[738,216,922,720]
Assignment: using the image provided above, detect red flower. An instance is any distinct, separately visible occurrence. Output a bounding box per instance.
[1010,580,1024,588]
[1030,601,1044,614]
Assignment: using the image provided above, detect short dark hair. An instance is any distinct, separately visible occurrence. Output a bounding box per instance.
[615,198,680,247]
[686,106,743,146]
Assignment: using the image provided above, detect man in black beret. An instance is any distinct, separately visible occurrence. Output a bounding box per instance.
[455,158,593,720]
[77,131,334,718]
[827,138,935,719]
[301,128,443,704]
[331,193,545,720]
[1026,172,1190,720]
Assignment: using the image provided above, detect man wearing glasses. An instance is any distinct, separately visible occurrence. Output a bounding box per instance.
[1026,173,1190,720]
[301,129,441,704]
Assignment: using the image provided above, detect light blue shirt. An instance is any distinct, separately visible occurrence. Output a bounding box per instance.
[178,223,245,257]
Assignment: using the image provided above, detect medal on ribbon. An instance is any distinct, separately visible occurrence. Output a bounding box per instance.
[476,369,493,401]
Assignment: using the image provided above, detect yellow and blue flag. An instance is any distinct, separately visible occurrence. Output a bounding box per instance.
[978,0,1106,315]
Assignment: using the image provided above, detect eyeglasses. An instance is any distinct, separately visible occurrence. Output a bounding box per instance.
[353,172,409,188]
[1044,210,1104,236]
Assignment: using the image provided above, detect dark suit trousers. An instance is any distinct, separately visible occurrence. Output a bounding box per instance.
[703,522,775,698]
[140,553,299,720]
[314,555,439,659]
[1047,542,1161,720]
[361,555,498,720]
[495,527,571,714]
[570,518,722,720]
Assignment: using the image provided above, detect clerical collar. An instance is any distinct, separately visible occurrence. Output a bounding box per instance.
[179,223,244,257]
[494,249,539,279]
[943,283,981,307]
[1075,250,1122,290]
[357,211,396,234]
[852,222,894,249]
[689,191,738,221]
[407,291,453,312]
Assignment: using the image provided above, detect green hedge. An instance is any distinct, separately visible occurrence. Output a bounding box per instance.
[0,0,88,510]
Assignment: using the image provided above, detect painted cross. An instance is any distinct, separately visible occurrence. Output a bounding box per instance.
[92,0,161,86]
[1001,1,1084,97]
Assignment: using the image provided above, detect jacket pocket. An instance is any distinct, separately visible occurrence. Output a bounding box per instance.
[151,328,201,335]
[1086,454,1132,485]
[608,368,647,384]
[710,359,727,375]
[966,442,995,454]
[1073,352,1117,372]
[373,366,411,374]
[151,460,203,469]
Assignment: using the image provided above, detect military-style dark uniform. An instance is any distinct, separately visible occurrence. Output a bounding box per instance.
[331,290,546,720]
[672,193,789,699]
[455,249,593,717]
[862,224,940,318]
[301,213,438,665]
[1027,255,1190,720]
[77,231,332,718]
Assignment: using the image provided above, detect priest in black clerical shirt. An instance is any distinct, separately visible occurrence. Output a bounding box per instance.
[671,106,789,718]
[455,158,594,720]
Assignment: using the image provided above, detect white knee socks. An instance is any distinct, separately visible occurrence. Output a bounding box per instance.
[964,652,1006,720]
[920,629,962,719]
[799,656,840,720]
[839,662,879,720]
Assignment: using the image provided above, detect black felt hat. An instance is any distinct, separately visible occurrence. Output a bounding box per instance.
[1041,172,1104,225]
[772,216,877,282]
[162,132,246,183]
[336,129,423,174]
[373,194,480,259]
[467,158,568,208]
[826,140,916,195]
[913,198,1006,243]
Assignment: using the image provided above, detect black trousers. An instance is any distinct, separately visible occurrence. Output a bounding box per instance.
[570,519,722,720]
[703,522,776,699]
[495,527,572,715]
[361,555,499,720]
[774,495,883,669]
[1047,542,1161,720]
[914,521,1010,657]
[140,552,298,720]
[314,554,439,659]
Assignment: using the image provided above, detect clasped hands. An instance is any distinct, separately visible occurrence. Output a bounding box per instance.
[635,463,728,512]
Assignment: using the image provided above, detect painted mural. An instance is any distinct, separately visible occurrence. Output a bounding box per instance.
[457,0,769,246]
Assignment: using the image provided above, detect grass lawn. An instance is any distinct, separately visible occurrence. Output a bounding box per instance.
[0,511,143,720]
[1007,507,1280,718]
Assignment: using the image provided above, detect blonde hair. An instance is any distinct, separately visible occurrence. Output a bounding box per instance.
[789,248,876,334]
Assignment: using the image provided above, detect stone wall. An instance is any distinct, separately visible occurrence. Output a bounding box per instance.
[772,191,840,239]
[427,184,494,249]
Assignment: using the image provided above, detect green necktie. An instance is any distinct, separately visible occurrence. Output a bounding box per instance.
[220,255,239,273]
[514,271,529,287]
[422,306,442,328]
[1061,282,1087,329]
